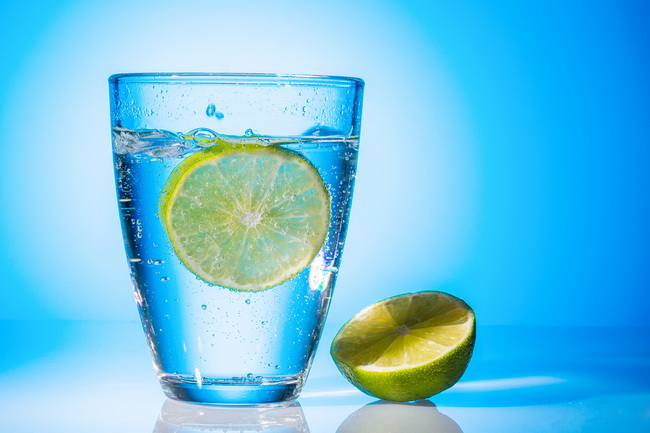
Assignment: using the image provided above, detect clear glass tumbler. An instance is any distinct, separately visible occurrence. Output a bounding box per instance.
[109,73,364,404]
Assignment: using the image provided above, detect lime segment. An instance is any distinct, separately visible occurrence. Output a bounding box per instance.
[331,291,476,401]
[160,144,330,291]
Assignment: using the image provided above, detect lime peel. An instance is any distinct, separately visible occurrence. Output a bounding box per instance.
[331,291,476,402]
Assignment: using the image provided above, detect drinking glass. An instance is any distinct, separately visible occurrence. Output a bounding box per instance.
[109,73,364,404]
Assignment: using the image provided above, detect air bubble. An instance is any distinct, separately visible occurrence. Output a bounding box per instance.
[201,304,207,310]
[206,104,216,116]
[244,128,254,136]
[186,128,219,147]
[245,299,251,305]
[160,277,170,282]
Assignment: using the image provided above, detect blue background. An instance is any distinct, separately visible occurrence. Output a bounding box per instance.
[0,0,648,329]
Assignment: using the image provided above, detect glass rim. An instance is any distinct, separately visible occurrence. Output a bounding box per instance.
[108,72,364,87]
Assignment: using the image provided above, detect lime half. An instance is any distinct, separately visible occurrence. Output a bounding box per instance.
[331,291,475,402]
[160,144,330,291]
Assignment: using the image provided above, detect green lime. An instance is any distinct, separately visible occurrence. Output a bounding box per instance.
[160,144,330,291]
[330,291,475,402]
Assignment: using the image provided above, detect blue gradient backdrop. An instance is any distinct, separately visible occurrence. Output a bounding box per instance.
[0,0,648,328]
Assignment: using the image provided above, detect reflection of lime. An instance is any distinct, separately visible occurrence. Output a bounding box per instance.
[331,291,475,402]
[337,400,463,433]
[160,144,330,291]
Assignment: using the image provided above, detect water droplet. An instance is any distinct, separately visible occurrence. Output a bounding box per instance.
[275,365,281,369]
[201,304,207,310]
[160,277,170,282]
[244,128,254,136]
[245,299,251,305]
[206,104,216,116]
[214,111,224,119]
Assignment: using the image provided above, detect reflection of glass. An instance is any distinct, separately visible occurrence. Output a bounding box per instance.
[110,74,364,404]
[153,398,310,433]
[336,400,463,433]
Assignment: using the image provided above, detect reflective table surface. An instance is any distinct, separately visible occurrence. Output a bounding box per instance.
[1,320,648,432]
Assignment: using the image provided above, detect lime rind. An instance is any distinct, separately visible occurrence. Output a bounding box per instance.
[330,291,476,401]
[160,143,330,291]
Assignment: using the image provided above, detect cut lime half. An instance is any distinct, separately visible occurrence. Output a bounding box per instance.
[331,291,476,402]
[160,144,330,291]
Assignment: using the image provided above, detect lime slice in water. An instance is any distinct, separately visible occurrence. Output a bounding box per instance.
[330,291,476,402]
[160,144,330,291]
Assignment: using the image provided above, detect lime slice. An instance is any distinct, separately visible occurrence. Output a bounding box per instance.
[160,144,330,291]
[330,291,475,402]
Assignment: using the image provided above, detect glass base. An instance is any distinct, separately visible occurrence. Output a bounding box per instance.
[159,373,304,405]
